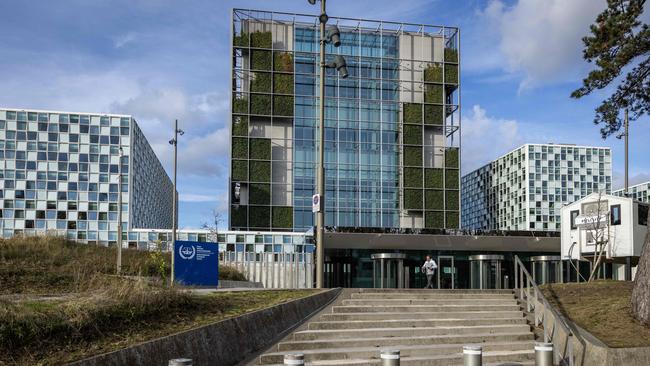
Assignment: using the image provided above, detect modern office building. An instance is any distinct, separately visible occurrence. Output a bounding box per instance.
[461,143,612,231]
[0,108,173,244]
[613,181,650,203]
[229,9,461,232]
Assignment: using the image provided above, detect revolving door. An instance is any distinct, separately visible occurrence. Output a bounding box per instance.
[531,256,563,285]
[371,253,407,288]
[469,254,505,289]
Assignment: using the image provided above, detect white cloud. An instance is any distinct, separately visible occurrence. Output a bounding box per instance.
[180,193,217,202]
[482,0,606,90]
[613,172,650,191]
[461,105,523,174]
[114,32,137,48]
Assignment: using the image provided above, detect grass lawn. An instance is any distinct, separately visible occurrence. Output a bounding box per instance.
[542,281,650,348]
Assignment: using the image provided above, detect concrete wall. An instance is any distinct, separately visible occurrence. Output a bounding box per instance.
[68,288,340,366]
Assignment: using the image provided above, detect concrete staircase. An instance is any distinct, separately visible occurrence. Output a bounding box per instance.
[257,289,535,366]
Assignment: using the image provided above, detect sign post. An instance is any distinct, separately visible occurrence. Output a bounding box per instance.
[173,240,219,287]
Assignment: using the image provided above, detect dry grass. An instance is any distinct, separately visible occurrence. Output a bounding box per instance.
[542,281,650,348]
[0,236,312,365]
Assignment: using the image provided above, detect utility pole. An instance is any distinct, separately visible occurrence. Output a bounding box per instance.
[169,120,184,286]
[116,146,123,275]
[624,108,629,196]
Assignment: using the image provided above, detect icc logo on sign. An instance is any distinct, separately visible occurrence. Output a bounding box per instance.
[179,245,196,260]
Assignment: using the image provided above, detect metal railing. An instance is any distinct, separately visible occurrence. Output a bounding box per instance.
[514,255,585,366]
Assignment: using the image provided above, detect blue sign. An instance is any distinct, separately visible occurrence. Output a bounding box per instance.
[174,240,219,287]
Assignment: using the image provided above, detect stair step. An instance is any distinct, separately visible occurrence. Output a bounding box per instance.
[355,289,514,294]
[342,299,517,306]
[308,317,526,330]
[320,311,525,321]
[351,293,515,300]
[332,304,522,313]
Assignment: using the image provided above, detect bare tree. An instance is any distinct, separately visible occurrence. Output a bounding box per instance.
[583,192,610,282]
[201,209,223,243]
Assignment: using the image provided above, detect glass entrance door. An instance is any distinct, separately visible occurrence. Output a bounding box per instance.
[469,254,504,289]
[371,253,407,288]
[438,256,455,289]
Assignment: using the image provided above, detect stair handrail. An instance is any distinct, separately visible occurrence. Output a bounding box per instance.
[513,255,585,366]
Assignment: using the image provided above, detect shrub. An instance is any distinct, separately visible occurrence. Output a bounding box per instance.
[424,105,444,125]
[446,211,459,229]
[425,168,444,189]
[444,47,458,63]
[425,211,445,228]
[250,31,272,48]
[249,160,270,182]
[233,32,249,47]
[445,147,459,168]
[403,103,422,124]
[249,206,270,228]
[445,63,458,84]
[230,205,248,227]
[403,146,422,167]
[404,189,423,210]
[273,95,294,116]
[231,116,248,137]
[219,265,247,281]
[272,206,293,228]
[274,52,294,72]
[231,160,248,181]
[446,190,459,210]
[250,94,272,115]
[250,72,272,93]
[249,138,271,160]
[425,190,444,210]
[424,64,443,83]
[251,50,272,71]
[233,95,248,114]
[445,169,459,189]
[274,73,294,94]
[403,124,422,145]
[249,183,271,205]
[232,137,248,159]
[403,167,423,188]
[424,84,444,104]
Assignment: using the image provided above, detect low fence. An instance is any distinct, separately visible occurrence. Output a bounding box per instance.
[220,251,313,289]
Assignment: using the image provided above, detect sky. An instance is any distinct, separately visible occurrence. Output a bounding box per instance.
[0,0,648,229]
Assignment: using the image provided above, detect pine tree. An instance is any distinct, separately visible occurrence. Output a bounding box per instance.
[573,0,650,324]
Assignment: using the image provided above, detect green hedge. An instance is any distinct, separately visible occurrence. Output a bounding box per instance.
[273,95,294,116]
[445,169,459,189]
[404,146,422,167]
[274,73,294,94]
[425,211,445,229]
[425,168,444,189]
[232,115,248,137]
[424,105,444,125]
[232,160,248,181]
[272,206,293,228]
[403,124,422,145]
[425,190,444,210]
[274,52,293,72]
[251,50,272,70]
[233,32,249,47]
[446,190,459,211]
[445,147,459,168]
[403,167,423,188]
[250,160,271,182]
[233,96,248,114]
[424,64,443,83]
[251,94,272,115]
[251,72,272,93]
[446,211,459,229]
[249,206,270,228]
[444,48,458,63]
[445,63,458,84]
[404,189,423,210]
[249,183,270,205]
[424,84,444,104]
[249,138,271,160]
[403,103,422,124]
[250,31,272,48]
[232,137,248,159]
[230,205,248,227]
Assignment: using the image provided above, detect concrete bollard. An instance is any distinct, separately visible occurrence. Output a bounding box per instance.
[381,349,400,366]
[535,342,553,366]
[168,359,192,366]
[463,345,482,366]
[284,353,305,365]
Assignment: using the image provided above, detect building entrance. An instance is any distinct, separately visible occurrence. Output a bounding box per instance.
[531,255,563,284]
[469,254,505,289]
[438,256,455,289]
[371,253,407,288]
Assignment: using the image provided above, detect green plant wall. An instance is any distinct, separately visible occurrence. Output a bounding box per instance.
[251,72,272,93]
[424,64,443,83]
[272,206,293,228]
[249,138,271,160]
[403,103,422,124]
[444,48,458,63]
[251,94,272,115]
[445,64,458,84]
[249,160,271,182]
[249,206,270,228]
[274,52,294,72]
[424,105,444,125]
[403,124,422,145]
[231,205,248,227]
[404,146,422,166]
[273,95,294,116]
[425,211,445,228]
[232,137,248,159]
[425,168,444,189]
[404,189,423,210]
[249,183,271,205]
[445,190,459,210]
[403,167,423,188]
[424,84,444,104]
[232,160,248,181]
[233,96,248,114]
[446,211,459,229]
[425,190,444,210]
[445,169,459,189]
[274,73,294,94]
[233,32,249,47]
[232,116,248,137]
[250,31,272,48]
[445,147,459,168]
[251,50,272,71]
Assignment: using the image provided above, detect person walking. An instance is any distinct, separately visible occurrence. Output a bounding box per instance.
[422,255,438,289]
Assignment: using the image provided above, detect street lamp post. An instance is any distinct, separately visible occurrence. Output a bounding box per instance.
[308,0,348,288]
[169,120,184,286]
[116,146,123,275]
[617,108,629,196]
